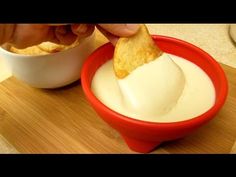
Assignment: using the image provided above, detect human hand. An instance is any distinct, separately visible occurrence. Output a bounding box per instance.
[0,24,139,49]
[96,24,140,45]
[72,24,140,45]
[0,24,95,49]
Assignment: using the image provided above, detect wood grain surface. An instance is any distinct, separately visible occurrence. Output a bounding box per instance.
[0,63,235,154]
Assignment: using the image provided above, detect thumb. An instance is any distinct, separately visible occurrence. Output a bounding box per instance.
[98,24,140,37]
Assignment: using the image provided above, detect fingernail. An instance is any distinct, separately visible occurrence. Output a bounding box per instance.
[126,24,140,32]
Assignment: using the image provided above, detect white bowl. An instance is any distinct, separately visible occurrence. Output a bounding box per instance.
[0,33,95,88]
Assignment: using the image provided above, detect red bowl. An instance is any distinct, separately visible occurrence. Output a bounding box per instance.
[81,35,228,153]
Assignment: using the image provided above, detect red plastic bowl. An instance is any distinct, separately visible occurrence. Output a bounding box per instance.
[81,35,228,153]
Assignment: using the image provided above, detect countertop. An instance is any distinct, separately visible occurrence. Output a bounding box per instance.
[0,24,235,153]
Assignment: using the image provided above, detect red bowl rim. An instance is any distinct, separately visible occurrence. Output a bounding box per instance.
[81,35,228,129]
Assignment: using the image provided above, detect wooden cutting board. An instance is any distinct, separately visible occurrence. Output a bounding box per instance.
[0,63,235,154]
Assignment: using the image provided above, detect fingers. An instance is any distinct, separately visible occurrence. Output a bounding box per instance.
[71,24,95,39]
[0,24,15,46]
[10,24,52,49]
[6,24,138,49]
[54,25,77,45]
[98,24,140,37]
[9,24,95,48]
[50,24,95,45]
[96,25,118,45]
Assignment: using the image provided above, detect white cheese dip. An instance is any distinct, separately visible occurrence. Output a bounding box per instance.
[91,53,215,123]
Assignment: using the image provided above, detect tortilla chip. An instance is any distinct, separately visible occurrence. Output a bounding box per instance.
[9,38,80,55]
[9,45,49,55]
[113,24,163,79]
[38,39,80,53]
